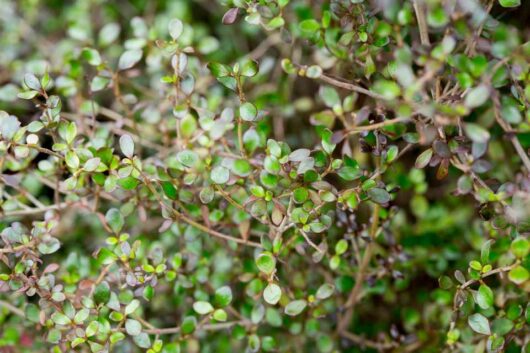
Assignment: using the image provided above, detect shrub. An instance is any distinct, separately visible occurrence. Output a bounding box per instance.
[0,0,529,352]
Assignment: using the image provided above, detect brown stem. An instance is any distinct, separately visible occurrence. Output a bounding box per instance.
[0,300,26,318]
[413,0,430,46]
[345,117,410,137]
[340,330,398,351]
[337,204,380,332]
[492,93,530,173]
[318,73,386,100]
[138,170,262,248]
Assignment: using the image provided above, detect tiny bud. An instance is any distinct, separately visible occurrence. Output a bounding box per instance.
[27,134,39,145]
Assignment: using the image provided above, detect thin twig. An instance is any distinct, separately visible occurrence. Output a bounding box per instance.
[492,93,530,173]
[138,171,262,248]
[298,229,323,253]
[340,330,398,351]
[0,300,25,318]
[1,203,68,217]
[143,320,247,335]
[338,203,380,332]
[459,262,519,291]
[0,241,35,254]
[345,117,410,137]
[318,74,386,100]
[413,0,430,46]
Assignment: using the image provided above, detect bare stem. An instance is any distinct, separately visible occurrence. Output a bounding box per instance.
[0,300,25,318]
[337,203,380,332]
[413,0,430,46]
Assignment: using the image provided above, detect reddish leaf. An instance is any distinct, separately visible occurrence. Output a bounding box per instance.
[222,8,239,25]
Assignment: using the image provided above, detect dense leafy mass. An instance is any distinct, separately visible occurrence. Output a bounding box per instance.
[0,0,529,352]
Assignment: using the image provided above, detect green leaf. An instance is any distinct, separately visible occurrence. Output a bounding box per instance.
[125,299,140,316]
[125,319,142,336]
[240,59,259,77]
[464,123,490,143]
[38,238,61,254]
[86,321,100,337]
[233,159,251,177]
[427,6,448,27]
[207,62,231,78]
[193,301,214,315]
[256,252,276,275]
[367,188,391,204]
[316,283,335,300]
[161,181,178,200]
[71,337,86,348]
[338,166,362,181]
[281,58,296,74]
[84,157,100,172]
[263,283,282,305]
[51,312,71,325]
[17,90,39,99]
[181,316,197,334]
[492,317,514,336]
[119,134,135,158]
[211,166,230,184]
[319,86,341,108]
[27,121,44,132]
[299,19,320,33]
[110,332,125,344]
[508,265,529,285]
[118,176,139,190]
[415,148,433,169]
[214,286,233,307]
[25,304,41,323]
[94,281,111,305]
[499,0,521,7]
[372,80,401,100]
[133,332,151,348]
[200,186,215,203]
[118,49,143,71]
[510,237,529,258]
[481,239,493,264]
[439,276,453,289]
[74,308,90,324]
[0,113,20,140]
[284,299,307,316]
[386,145,399,163]
[47,329,61,343]
[468,313,491,335]
[176,150,198,168]
[65,151,80,169]
[267,16,285,29]
[105,208,124,233]
[217,76,237,91]
[99,23,120,46]
[306,65,322,79]
[335,239,348,255]
[240,102,258,122]
[143,285,154,301]
[168,19,183,40]
[24,73,41,91]
[293,187,309,203]
[91,76,110,92]
[476,284,494,309]
[213,308,228,322]
[464,85,489,108]
[81,48,102,66]
[264,156,281,174]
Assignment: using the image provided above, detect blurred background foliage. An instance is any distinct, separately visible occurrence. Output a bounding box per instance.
[0,0,529,352]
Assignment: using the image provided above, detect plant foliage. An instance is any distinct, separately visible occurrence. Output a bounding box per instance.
[0,0,529,352]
